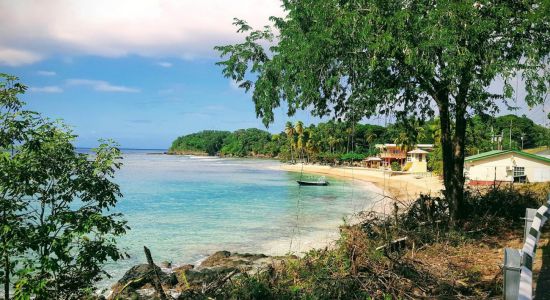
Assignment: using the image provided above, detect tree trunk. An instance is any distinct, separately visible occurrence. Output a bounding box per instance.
[143,246,168,300]
[436,79,470,226]
[437,95,465,226]
[3,249,8,300]
[452,100,468,221]
[4,255,10,300]
[2,208,9,300]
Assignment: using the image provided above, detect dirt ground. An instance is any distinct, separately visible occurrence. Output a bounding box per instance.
[409,228,550,298]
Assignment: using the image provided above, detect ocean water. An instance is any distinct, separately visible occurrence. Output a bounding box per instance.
[99,151,377,290]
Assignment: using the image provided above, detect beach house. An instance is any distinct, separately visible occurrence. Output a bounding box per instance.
[464,150,550,185]
[404,149,429,173]
[375,144,433,170]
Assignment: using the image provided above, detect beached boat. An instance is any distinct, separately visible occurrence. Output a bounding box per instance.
[297,176,329,186]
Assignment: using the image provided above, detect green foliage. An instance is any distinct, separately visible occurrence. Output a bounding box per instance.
[169,114,547,170]
[220,128,274,157]
[390,161,401,172]
[207,186,543,299]
[216,0,548,125]
[340,152,365,162]
[0,74,127,299]
[221,246,369,299]
[170,130,231,155]
[467,114,550,154]
[216,0,549,224]
[462,185,544,223]
[427,146,443,175]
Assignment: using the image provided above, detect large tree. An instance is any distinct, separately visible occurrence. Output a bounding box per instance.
[216,0,549,224]
[0,74,128,299]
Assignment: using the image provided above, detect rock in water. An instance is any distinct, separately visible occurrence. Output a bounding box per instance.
[199,251,268,269]
[199,250,231,267]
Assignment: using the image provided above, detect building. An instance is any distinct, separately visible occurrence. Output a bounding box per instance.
[405,149,429,173]
[375,144,433,169]
[363,157,382,168]
[464,150,550,185]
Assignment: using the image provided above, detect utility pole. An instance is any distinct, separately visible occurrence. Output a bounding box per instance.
[509,119,513,150]
[521,133,524,150]
[491,126,495,150]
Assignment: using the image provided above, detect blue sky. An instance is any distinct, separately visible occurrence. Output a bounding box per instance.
[0,0,315,149]
[7,55,319,149]
[1,0,547,149]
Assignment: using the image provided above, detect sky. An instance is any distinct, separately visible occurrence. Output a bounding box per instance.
[0,0,548,149]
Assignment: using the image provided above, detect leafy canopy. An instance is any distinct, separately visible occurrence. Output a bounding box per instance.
[0,74,128,299]
[216,0,549,125]
[216,0,549,224]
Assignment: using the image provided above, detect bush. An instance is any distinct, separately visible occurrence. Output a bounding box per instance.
[463,184,543,223]
[340,152,366,162]
[216,185,547,299]
[390,161,401,171]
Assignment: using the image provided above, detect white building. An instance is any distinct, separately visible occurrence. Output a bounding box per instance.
[464,150,550,185]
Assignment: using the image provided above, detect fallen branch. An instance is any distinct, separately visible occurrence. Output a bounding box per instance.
[202,269,239,294]
[144,246,169,300]
[111,271,153,299]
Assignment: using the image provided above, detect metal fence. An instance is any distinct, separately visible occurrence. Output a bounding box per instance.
[503,194,550,299]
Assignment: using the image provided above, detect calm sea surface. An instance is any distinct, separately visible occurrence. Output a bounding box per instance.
[96,150,376,290]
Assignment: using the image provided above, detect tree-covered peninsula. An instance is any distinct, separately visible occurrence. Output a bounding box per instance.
[169,115,550,165]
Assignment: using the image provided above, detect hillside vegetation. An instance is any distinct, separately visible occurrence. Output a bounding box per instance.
[169,115,550,165]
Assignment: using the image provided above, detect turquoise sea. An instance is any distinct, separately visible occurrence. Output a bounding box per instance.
[99,150,377,290]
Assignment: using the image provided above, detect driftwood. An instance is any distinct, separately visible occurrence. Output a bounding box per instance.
[375,237,408,252]
[112,272,152,299]
[144,246,169,300]
[201,269,238,294]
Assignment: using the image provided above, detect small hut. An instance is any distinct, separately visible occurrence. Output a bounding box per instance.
[364,157,382,169]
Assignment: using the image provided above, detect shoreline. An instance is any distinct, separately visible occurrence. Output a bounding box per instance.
[271,163,444,206]
[107,159,443,296]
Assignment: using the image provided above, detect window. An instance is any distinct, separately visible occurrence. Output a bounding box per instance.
[513,166,525,177]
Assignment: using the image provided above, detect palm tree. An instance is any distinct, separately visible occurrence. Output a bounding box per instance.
[328,136,337,154]
[295,121,304,161]
[393,132,413,151]
[346,127,353,152]
[284,121,296,162]
[365,132,378,149]
[304,128,316,162]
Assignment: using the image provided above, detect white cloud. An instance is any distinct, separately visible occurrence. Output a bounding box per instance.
[37,70,56,76]
[0,0,283,64]
[0,46,42,66]
[157,61,172,68]
[30,86,63,93]
[66,79,140,93]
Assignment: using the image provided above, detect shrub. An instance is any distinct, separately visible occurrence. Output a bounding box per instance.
[390,161,401,171]
[463,184,543,223]
[340,152,366,162]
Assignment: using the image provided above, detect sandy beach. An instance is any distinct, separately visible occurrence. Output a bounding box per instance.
[272,163,444,215]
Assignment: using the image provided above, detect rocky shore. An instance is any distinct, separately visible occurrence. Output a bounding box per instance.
[109,251,297,299]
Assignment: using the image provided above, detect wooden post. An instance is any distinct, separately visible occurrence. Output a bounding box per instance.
[144,246,168,300]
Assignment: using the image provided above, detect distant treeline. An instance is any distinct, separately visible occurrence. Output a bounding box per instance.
[169,114,549,164]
